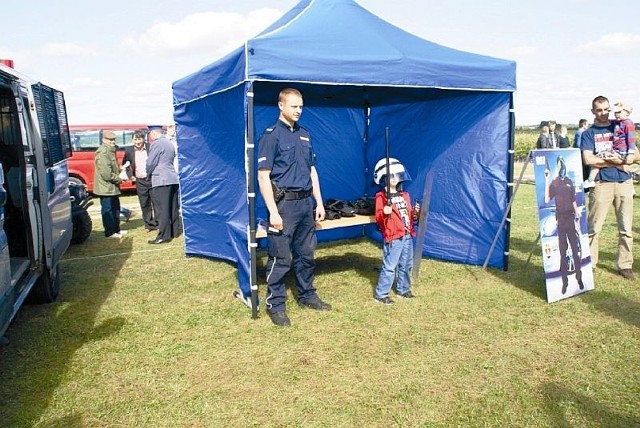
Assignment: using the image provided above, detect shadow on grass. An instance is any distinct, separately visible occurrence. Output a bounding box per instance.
[541,382,640,427]
[490,236,548,301]
[316,249,380,295]
[254,239,381,300]
[580,291,640,328]
[316,250,379,277]
[39,413,84,428]
[496,236,640,328]
[0,235,133,425]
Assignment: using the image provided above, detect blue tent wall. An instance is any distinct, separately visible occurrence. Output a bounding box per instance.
[175,84,248,265]
[172,0,517,301]
[364,91,511,268]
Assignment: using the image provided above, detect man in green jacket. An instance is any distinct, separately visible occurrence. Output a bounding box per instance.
[94,130,127,238]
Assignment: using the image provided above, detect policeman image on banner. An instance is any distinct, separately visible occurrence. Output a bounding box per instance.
[544,155,584,294]
[257,88,332,327]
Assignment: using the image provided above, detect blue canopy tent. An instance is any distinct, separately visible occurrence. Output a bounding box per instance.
[173,0,517,317]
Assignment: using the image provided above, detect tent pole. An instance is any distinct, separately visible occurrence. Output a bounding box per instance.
[363,101,370,196]
[482,150,532,271]
[246,83,259,319]
[504,95,516,270]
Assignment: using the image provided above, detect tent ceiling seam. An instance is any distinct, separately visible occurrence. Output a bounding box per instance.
[173,79,514,107]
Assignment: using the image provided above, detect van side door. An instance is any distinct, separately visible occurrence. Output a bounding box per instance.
[29,83,72,269]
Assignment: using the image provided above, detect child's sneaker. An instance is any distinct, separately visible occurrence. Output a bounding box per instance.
[583,179,595,189]
[374,296,394,305]
[397,290,415,299]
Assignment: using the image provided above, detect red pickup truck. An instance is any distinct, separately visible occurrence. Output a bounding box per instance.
[68,125,162,192]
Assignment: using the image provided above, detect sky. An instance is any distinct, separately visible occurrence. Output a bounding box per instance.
[2,0,640,126]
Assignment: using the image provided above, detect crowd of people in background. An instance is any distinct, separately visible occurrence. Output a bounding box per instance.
[93,126,181,244]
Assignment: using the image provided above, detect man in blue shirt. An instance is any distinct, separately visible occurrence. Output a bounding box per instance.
[573,119,589,149]
[581,95,636,280]
[574,119,590,182]
[257,88,331,327]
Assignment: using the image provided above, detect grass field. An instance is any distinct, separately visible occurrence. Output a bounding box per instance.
[0,176,639,426]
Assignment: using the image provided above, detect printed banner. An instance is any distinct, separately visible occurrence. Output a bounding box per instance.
[532,148,594,303]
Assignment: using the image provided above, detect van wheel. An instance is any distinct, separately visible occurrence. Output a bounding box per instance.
[69,176,84,187]
[71,208,92,244]
[28,265,60,304]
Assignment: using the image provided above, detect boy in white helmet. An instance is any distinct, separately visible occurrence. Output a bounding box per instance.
[372,158,419,304]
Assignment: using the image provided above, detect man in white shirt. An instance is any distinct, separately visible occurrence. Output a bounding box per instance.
[123,131,157,232]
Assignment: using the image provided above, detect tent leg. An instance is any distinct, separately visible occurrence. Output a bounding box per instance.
[246,83,259,320]
[482,151,532,270]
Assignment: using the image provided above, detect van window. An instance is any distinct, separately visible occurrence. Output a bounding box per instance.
[0,93,21,145]
[70,131,100,151]
[31,83,72,167]
[70,130,137,151]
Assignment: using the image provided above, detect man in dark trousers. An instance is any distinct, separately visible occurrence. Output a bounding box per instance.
[123,131,157,232]
[544,156,584,294]
[146,129,180,244]
[94,130,127,238]
[257,88,331,327]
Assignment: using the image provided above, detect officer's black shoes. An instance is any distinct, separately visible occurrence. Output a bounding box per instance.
[577,279,585,290]
[561,283,568,294]
[268,310,291,327]
[298,295,332,311]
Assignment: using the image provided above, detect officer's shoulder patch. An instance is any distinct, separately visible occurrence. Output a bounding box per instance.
[264,127,274,134]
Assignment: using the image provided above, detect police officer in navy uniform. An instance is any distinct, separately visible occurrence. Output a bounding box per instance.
[544,156,584,294]
[257,88,331,327]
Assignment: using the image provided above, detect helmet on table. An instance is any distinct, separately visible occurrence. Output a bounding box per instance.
[373,158,412,185]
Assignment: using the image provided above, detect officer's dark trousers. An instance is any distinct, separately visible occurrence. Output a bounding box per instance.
[150,184,180,241]
[265,197,317,313]
[557,213,582,286]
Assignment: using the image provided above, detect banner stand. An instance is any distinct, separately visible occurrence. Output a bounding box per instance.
[483,151,532,270]
[524,232,541,268]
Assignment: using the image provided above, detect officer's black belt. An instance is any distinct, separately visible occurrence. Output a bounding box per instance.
[283,189,312,200]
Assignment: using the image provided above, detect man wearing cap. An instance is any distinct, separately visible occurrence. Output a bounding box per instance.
[94,130,127,238]
[581,96,637,280]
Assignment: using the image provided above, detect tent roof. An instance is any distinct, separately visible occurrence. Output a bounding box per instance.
[173,0,516,104]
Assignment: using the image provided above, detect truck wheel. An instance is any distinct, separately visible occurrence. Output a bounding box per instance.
[71,208,92,244]
[28,265,60,304]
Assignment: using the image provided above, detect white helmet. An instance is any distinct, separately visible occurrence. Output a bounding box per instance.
[373,158,411,185]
